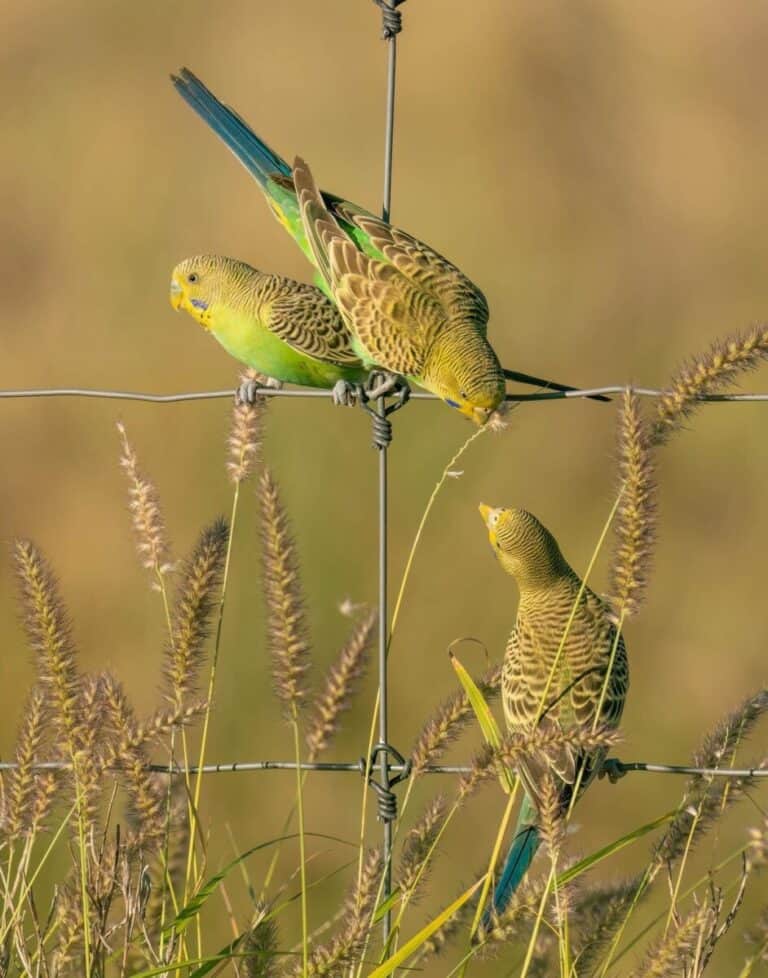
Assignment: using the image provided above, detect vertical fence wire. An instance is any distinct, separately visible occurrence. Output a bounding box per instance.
[377,3,399,945]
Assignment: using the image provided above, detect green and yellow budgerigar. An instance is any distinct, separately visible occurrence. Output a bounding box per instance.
[170,256,369,399]
[171,68,609,421]
[478,504,628,916]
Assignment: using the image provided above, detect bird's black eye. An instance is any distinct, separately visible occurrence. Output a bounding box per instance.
[187,272,199,284]
[459,390,467,399]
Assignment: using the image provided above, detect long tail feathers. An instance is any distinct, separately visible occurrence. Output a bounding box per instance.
[483,801,541,926]
[503,368,611,403]
[171,68,291,186]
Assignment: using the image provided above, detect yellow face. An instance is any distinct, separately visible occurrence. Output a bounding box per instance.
[169,258,216,328]
[439,386,502,425]
[478,502,505,548]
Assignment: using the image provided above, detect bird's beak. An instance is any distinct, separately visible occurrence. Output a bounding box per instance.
[478,503,493,525]
[169,277,184,311]
[469,405,492,426]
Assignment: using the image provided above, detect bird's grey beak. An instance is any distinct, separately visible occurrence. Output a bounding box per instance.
[169,278,183,310]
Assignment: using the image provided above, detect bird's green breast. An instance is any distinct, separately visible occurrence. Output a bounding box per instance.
[207,303,364,388]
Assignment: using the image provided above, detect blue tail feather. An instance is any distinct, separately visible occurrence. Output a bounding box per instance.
[483,796,541,926]
[171,68,291,186]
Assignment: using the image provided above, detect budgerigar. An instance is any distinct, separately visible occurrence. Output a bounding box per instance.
[171,68,609,419]
[170,256,368,398]
[478,505,628,917]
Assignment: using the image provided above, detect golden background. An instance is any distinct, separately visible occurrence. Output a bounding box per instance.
[2,0,767,972]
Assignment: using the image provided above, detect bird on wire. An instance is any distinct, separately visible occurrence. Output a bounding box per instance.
[170,68,609,421]
[478,504,628,918]
[170,256,368,403]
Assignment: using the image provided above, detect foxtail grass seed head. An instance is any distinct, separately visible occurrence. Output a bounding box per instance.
[397,795,448,901]
[4,684,49,837]
[244,904,279,978]
[410,664,501,776]
[14,539,84,756]
[228,369,269,485]
[306,605,376,760]
[117,422,173,578]
[570,875,647,976]
[633,902,716,978]
[610,388,657,619]
[653,323,768,445]
[163,518,229,711]
[653,689,768,867]
[259,467,311,717]
[294,847,383,977]
[102,673,166,849]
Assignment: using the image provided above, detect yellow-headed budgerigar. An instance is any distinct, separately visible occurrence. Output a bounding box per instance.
[171,68,609,421]
[478,504,628,916]
[170,256,369,402]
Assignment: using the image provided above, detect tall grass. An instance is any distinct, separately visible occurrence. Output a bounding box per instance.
[1,336,768,977]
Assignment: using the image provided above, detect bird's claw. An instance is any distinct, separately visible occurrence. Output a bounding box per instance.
[235,377,282,406]
[599,758,626,783]
[331,380,361,408]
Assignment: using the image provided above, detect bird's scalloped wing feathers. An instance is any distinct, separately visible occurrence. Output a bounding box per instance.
[292,156,343,292]
[267,284,363,367]
[332,201,490,332]
[293,158,431,375]
[331,253,427,376]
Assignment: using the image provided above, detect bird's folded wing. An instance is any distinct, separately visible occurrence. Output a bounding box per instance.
[267,289,363,366]
[332,200,490,333]
[293,156,432,375]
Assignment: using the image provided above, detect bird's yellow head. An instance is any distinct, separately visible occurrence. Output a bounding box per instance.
[478,504,570,588]
[426,329,506,425]
[170,256,253,328]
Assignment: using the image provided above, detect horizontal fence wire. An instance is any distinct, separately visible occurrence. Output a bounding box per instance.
[0,759,766,778]
[3,385,768,404]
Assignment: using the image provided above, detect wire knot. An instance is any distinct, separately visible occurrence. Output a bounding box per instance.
[372,0,406,40]
[359,373,411,449]
[360,743,411,822]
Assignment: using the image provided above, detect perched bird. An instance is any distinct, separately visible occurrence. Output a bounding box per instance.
[478,504,628,917]
[170,256,369,400]
[171,68,609,418]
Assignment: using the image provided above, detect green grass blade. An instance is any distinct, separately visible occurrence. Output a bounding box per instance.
[557,808,676,886]
[450,651,514,792]
[365,878,484,978]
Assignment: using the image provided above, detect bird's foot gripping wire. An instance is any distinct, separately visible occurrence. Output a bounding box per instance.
[358,371,411,449]
[331,379,360,408]
[599,757,627,783]
[236,376,282,405]
[359,743,411,822]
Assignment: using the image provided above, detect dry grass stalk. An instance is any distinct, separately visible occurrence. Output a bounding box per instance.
[117,422,172,577]
[397,794,448,901]
[610,388,657,618]
[259,467,311,717]
[749,814,768,869]
[653,688,768,868]
[410,664,501,776]
[293,847,383,976]
[410,888,477,964]
[456,743,498,803]
[496,725,621,773]
[243,904,279,978]
[14,539,84,759]
[228,369,269,485]
[306,605,376,760]
[653,323,768,445]
[3,685,49,837]
[163,518,229,711]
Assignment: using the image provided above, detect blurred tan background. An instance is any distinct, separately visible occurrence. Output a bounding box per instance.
[2,0,768,972]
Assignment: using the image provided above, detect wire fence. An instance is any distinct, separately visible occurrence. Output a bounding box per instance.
[3,0,768,947]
